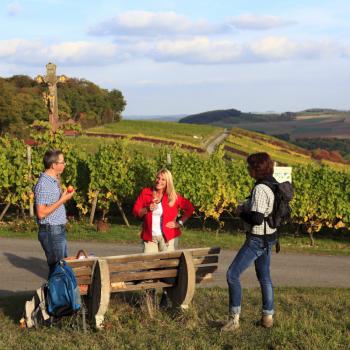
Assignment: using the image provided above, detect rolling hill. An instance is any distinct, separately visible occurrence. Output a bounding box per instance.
[179,108,350,139]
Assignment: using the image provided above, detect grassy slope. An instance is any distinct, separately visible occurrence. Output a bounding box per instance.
[225,128,350,172]
[66,135,165,157]
[87,120,223,147]
[1,288,349,349]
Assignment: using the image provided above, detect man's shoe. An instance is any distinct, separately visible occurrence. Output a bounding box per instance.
[261,314,273,328]
[221,313,240,332]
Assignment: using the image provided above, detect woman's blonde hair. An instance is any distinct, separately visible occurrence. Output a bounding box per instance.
[156,168,177,206]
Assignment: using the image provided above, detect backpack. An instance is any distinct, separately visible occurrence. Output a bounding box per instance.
[46,260,81,317]
[259,180,294,229]
[255,180,294,253]
[22,285,50,328]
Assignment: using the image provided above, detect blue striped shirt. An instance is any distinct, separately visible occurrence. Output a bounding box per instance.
[34,173,67,225]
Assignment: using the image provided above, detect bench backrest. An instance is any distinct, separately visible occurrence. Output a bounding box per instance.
[66,258,97,296]
[102,247,220,293]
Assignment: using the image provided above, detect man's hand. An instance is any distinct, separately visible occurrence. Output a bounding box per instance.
[61,189,74,203]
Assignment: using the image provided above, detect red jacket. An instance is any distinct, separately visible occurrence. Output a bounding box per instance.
[133,187,194,242]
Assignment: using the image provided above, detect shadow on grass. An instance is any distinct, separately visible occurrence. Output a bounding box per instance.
[3,253,48,279]
[0,291,32,322]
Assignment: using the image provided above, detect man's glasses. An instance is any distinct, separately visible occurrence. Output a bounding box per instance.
[55,161,66,165]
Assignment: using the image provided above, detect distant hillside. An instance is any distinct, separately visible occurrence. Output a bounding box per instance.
[179,108,350,140]
[124,114,185,122]
[179,108,294,125]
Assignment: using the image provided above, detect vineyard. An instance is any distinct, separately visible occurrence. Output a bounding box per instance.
[0,127,349,244]
[224,128,350,172]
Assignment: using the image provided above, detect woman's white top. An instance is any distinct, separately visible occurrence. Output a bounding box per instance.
[152,202,163,236]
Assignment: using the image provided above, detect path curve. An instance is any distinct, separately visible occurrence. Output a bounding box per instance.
[1,238,349,297]
[206,130,230,154]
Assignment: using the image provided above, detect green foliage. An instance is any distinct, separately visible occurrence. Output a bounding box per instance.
[1,130,349,233]
[0,75,126,136]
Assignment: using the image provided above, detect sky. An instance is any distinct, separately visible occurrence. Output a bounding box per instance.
[1,0,350,116]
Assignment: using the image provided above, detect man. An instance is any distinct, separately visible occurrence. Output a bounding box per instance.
[34,149,74,275]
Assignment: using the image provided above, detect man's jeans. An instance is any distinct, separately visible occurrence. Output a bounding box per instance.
[38,224,68,275]
[226,235,276,315]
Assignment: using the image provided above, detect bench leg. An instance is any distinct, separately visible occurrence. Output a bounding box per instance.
[89,259,110,329]
[167,251,196,309]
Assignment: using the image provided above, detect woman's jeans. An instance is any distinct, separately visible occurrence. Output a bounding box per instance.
[226,235,276,315]
[38,224,68,275]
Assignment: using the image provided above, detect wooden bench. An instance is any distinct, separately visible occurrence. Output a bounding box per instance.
[65,257,98,297]
[82,247,221,329]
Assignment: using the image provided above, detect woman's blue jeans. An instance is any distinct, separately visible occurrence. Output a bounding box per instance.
[226,235,276,315]
[38,224,68,275]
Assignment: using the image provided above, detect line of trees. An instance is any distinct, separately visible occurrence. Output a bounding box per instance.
[0,75,126,137]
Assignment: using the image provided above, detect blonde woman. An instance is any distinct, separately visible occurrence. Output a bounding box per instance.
[133,168,194,253]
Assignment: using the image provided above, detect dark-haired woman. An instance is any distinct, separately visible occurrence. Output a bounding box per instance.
[222,152,277,331]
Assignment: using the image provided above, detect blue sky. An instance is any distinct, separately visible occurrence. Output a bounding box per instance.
[1,0,350,116]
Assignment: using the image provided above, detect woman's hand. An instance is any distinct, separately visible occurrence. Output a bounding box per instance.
[166,221,180,229]
[149,202,157,211]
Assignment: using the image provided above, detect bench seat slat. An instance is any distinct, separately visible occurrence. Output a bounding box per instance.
[110,268,178,283]
[192,255,219,266]
[66,259,96,268]
[72,266,92,277]
[106,251,182,264]
[109,259,180,272]
[76,276,92,285]
[110,281,173,293]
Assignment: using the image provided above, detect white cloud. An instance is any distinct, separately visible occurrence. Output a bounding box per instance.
[249,36,340,61]
[0,39,121,66]
[47,41,120,65]
[149,37,242,64]
[7,2,23,16]
[0,36,347,67]
[229,14,295,30]
[89,11,225,37]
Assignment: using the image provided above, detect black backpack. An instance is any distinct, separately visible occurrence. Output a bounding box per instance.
[259,180,294,229]
[255,180,294,253]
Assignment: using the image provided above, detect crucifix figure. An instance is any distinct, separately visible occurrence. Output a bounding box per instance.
[36,62,67,132]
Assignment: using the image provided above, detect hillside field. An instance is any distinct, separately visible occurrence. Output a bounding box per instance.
[224,128,350,171]
[87,120,223,147]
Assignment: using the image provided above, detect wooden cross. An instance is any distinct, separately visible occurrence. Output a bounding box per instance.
[36,62,67,132]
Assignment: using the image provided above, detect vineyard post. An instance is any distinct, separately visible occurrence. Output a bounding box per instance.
[167,153,172,165]
[89,190,99,224]
[27,145,34,217]
[115,194,130,227]
[0,203,11,222]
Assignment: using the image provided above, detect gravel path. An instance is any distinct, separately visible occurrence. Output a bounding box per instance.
[1,238,349,297]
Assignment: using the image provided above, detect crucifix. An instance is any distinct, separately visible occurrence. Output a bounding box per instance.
[36,62,67,132]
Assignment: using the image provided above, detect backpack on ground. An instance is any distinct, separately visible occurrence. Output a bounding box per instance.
[47,260,81,317]
[22,285,50,328]
[257,180,294,252]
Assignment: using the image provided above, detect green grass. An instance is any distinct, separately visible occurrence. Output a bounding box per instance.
[2,221,350,256]
[66,135,165,156]
[1,288,349,349]
[87,120,223,147]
